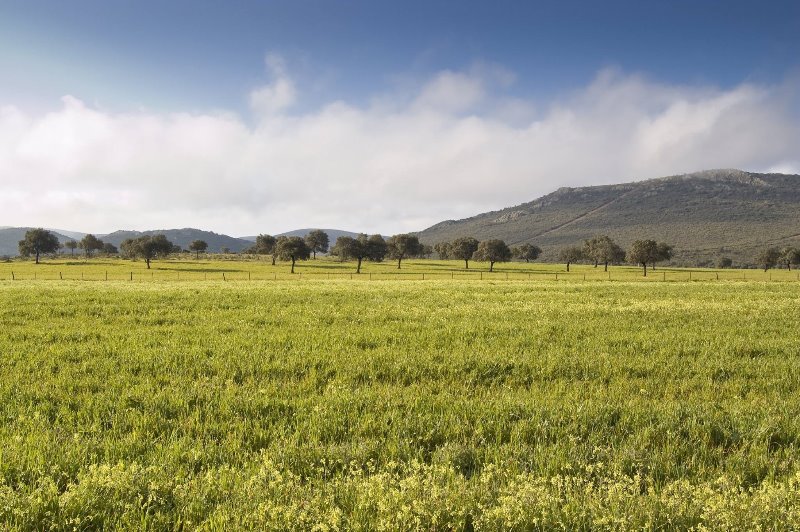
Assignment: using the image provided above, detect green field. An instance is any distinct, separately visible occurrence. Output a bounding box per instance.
[2,256,799,282]
[2,269,800,528]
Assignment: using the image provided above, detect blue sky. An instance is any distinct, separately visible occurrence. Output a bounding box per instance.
[1,1,799,234]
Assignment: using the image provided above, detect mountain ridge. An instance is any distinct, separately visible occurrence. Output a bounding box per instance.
[418,169,800,265]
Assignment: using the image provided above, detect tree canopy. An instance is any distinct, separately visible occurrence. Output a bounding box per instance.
[449,237,479,269]
[756,248,781,272]
[188,240,208,259]
[513,243,542,263]
[304,230,329,259]
[558,246,584,272]
[276,236,311,273]
[18,228,60,264]
[120,234,174,269]
[583,236,624,271]
[779,247,800,270]
[627,240,659,276]
[79,234,104,257]
[473,239,512,272]
[387,234,423,269]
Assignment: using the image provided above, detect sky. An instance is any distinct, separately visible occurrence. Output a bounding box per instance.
[1,0,799,235]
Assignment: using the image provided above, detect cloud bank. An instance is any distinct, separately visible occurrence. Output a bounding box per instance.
[1,59,798,235]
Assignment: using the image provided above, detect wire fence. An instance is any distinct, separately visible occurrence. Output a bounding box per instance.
[2,269,799,283]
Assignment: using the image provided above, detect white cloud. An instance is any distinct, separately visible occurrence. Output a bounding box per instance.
[1,60,798,235]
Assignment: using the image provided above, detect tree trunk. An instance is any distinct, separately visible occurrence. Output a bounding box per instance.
[652,263,657,271]
[35,251,40,264]
[70,248,74,256]
[566,261,570,272]
[397,258,402,269]
[291,257,296,274]
[642,262,647,276]
[604,261,608,272]
[195,251,199,260]
[356,257,362,274]
[594,260,598,268]
[146,258,151,269]
[313,250,316,259]
[464,259,469,269]
[489,261,495,272]
[764,265,768,272]
[271,255,276,266]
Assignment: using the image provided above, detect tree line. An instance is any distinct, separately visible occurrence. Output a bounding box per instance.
[16,228,800,274]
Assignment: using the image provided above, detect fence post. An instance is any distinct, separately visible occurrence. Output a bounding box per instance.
[506,272,508,280]
[60,272,63,280]
[689,271,692,281]
[11,272,14,280]
[370,273,372,280]
[105,271,108,281]
[663,272,666,282]
[223,273,226,281]
[34,272,36,280]
[583,273,586,281]
[130,272,133,281]
[555,273,558,281]
[480,272,483,280]
[81,272,84,281]
[422,273,425,280]
[716,272,719,280]
[350,274,353,280]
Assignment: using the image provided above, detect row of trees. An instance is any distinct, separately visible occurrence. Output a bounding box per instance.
[433,238,543,269]
[17,228,800,274]
[19,229,118,263]
[756,247,800,272]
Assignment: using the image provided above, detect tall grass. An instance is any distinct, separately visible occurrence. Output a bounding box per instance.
[1,280,799,529]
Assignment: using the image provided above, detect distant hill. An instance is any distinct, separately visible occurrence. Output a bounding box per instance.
[0,227,74,257]
[418,169,800,266]
[240,229,363,243]
[99,228,253,253]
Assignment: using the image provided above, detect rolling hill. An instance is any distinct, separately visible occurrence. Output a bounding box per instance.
[240,228,362,243]
[418,169,800,266]
[99,229,253,253]
[0,227,75,257]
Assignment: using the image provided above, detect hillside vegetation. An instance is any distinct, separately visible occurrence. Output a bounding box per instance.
[419,169,800,265]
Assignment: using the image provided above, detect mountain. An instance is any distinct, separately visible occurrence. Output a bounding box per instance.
[0,227,75,257]
[418,169,800,266]
[99,228,254,253]
[240,229,363,243]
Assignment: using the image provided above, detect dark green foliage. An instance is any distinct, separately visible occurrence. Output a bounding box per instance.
[779,247,800,270]
[64,240,78,256]
[473,239,512,272]
[276,236,311,273]
[304,230,330,259]
[512,243,542,263]
[188,240,208,259]
[119,234,174,269]
[627,240,659,276]
[434,242,452,260]
[79,234,104,257]
[330,234,387,273]
[557,246,584,272]
[450,237,479,269]
[102,242,118,255]
[387,234,423,269]
[756,248,781,272]
[18,228,60,264]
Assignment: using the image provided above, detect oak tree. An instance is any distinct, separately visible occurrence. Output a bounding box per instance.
[18,228,60,264]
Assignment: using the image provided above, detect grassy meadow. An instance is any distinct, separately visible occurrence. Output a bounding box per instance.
[1,255,799,282]
[1,260,800,529]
